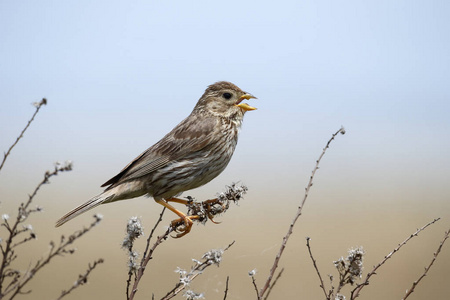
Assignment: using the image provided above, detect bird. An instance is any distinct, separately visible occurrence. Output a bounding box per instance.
[56,81,256,237]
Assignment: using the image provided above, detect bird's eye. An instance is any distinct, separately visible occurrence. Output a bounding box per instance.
[222,92,232,100]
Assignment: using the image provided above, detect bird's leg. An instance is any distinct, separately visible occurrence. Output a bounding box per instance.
[170,197,226,224]
[166,197,221,223]
[203,198,231,224]
[157,197,228,235]
[164,197,192,206]
[201,198,221,224]
[155,198,199,238]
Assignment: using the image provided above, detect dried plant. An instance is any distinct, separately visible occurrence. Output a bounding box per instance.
[304,218,449,300]
[162,242,234,300]
[251,127,346,300]
[248,127,449,300]
[402,228,450,300]
[334,247,365,292]
[0,100,103,299]
[123,183,246,300]
[56,258,104,300]
[0,98,46,172]
[3,103,448,300]
[350,218,448,300]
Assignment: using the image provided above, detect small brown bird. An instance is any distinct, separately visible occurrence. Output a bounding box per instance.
[56,81,256,236]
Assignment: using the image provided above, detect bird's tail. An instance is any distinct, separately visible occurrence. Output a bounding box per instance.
[55,190,115,227]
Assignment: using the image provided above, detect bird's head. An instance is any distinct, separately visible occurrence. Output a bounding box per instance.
[195,81,257,120]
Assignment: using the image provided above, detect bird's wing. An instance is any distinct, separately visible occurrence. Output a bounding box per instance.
[101,113,217,189]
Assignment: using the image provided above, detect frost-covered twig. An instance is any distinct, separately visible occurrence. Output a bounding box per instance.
[0,98,47,172]
[161,241,235,300]
[402,227,450,300]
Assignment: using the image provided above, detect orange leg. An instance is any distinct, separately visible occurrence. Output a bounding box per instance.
[155,198,198,238]
[202,198,222,224]
[165,197,191,205]
[156,197,225,237]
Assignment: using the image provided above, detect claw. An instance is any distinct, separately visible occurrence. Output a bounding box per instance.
[203,198,227,224]
[170,215,198,238]
[207,211,222,224]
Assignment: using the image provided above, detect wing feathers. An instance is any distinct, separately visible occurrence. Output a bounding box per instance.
[101,113,217,189]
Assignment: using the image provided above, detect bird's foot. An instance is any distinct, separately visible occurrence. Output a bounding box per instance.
[170,215,200,238]
[203,198,221,224]
[202,198,229,224]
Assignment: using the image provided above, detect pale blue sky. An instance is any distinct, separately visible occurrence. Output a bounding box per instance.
[1,0,449,206]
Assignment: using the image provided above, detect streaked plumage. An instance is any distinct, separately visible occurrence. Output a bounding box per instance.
[56,81,256,233]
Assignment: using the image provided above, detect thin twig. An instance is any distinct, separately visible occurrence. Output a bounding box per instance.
[56,258,104,300]
[263,268,284,300]
[3,215,102,299]
[126,208,166,299]
[0,98,47,172]
[128,227,172,300]
[402,227,450,300]
[223,276,229,300]
[161,241,235,300]
[143,208,166,262]
[251,275,260,299]
[306,237,329,299]
[0,162,73,297]
[350,218,441,299]
[258,127,345,299]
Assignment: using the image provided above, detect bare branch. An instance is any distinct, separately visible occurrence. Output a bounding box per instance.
[263,268,284,300]
[402,228,450,300]
[259,127,345,298]
[0,161,73,298]
[251,275,260,300]
[125,208,166,299]
[306,237,329,299]
[56,258,104,300]
[0,98,47,172]
[223,276,229,300]
[128,227,172,300]
[2,215,102,299]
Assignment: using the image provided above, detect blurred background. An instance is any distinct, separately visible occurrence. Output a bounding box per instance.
[1,0,449,299]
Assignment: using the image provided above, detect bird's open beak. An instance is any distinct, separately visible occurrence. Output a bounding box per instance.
[235,93,257,111]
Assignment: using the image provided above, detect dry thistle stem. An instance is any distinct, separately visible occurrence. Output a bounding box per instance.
[1,102,103,299]
[180,183,248,227]
[183,289,205,300]
[122,216,144,250]
[161,241,235,300]
[334,247,365,288]
[122,217,144,273]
